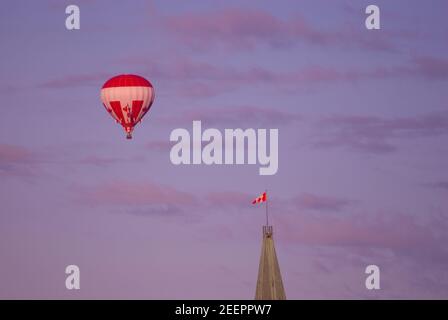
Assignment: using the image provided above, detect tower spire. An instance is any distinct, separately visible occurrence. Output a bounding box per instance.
[255,225,286,300]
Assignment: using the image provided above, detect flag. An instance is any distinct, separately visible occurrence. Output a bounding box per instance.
[252,192,267,204]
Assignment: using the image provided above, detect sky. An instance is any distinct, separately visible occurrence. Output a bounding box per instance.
[0,0,448,299]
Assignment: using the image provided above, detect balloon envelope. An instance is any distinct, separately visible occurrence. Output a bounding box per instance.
[100,74,155,139]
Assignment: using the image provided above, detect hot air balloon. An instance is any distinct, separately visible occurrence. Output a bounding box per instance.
[100,74,155,139]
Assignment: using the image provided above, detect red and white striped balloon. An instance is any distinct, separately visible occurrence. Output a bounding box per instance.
[100,74,155,139]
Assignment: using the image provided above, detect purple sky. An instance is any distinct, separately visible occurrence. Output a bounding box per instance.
[1,0,448,299]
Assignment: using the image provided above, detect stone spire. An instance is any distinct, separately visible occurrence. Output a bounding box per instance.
[255,225,286,300]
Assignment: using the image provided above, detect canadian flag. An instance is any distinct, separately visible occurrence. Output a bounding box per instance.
[252,192,267,204]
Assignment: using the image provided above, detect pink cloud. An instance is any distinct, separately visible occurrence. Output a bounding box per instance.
[413,56,448,79]
[293,193,352,212]
[41,54,448,96]
[163,9,397,52]
[148,56,447,99]
[77,155,121,167]
[40,73,110,89]
[146,140,173,152]
[176,82,229,98]
[73,179,448,266]
[0,144,34,163]
[278,210,448,260]
[164,9,285,51]
[205,191,252,208]
[149,57,360,84]
[313,111,448,154]
[156,105,301,127]
[0,144,38,177]
[78,180,198,207]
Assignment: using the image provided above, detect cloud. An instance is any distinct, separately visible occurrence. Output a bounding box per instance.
[292,193,352,212]
[278,210,448,263]
[175,82,230,98]
[156,105,301,127]
[0,144,39,178]
[146,140,173,153]
[313,111,448,154]
[149,57,362,84]
[163,8,397,52]
[126,204,184,217]
[39,73,110,89]
[0,144,34,163]
[43,54,448,97]
[76,179,355,219]
[78,181,256,214]
[413,56,448,79]
[205,191,252,209]
[164,9,289,51]
[75,154,146,167]
[77,155,121,167]
[73,179,448,270]
[427,181,448,191]
[149,56,448,99]
[78,180,198,208]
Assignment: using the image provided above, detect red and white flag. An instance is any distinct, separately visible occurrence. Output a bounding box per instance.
[252,192,267,204]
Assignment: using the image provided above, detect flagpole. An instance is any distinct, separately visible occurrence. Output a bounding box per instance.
[265,189,269,226]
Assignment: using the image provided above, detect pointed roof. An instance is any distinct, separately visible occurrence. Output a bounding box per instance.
[255,225,286,300]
